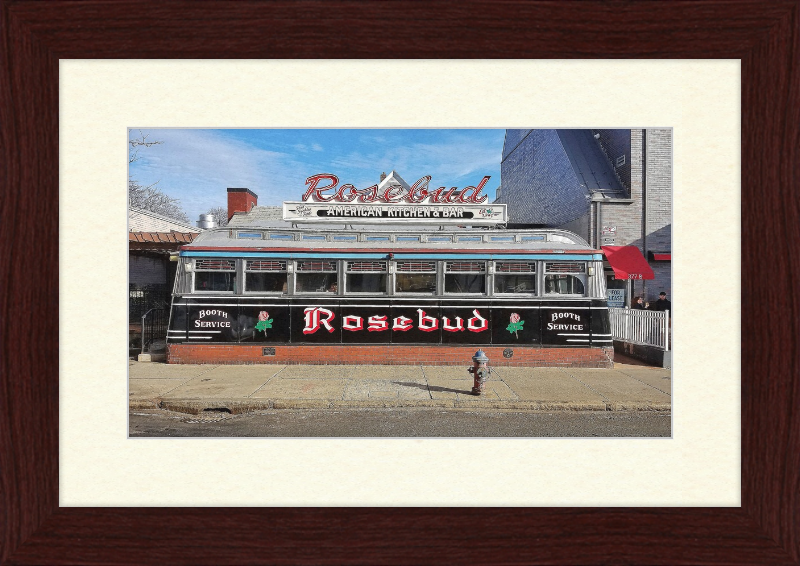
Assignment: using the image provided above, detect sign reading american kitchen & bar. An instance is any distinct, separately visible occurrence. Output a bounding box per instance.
[283,173,508,225]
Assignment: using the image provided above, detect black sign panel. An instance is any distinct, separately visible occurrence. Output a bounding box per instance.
[491,305,541,346]
[238,303,291,343]
[171,298,607,347]
[541,308,591,346]
[440,302,492,345]
[339,306,392,344]
[187,301,239,343]
[290,304,342,344]
[390,303,442,344]
[316,209,476,220]
[167,301,188,342]
[590,305,613,347]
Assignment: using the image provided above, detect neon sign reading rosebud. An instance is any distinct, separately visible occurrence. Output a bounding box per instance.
[302,173,490,205]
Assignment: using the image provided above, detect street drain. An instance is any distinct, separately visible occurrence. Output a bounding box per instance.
[180,409,236,423]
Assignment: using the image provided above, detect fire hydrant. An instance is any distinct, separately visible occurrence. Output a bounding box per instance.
[468,349,492,395]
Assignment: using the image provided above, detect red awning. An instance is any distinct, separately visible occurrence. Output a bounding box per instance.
[601,246,655,280]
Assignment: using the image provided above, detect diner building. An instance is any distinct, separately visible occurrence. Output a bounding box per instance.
[165,175,616,367]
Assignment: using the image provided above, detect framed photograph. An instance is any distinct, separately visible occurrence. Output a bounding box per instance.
[2,1,797,564]
[126,126,673,439]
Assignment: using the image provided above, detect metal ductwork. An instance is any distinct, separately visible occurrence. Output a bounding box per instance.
[196,214,218,230]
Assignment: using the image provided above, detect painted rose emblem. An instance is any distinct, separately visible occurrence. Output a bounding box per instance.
[507,313,524,338]
[255,311,273,332]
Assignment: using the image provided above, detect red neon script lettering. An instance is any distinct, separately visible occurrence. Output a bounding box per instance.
[302,174,339,202]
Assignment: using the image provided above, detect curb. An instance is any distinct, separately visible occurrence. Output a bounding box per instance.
[141,398,671,415]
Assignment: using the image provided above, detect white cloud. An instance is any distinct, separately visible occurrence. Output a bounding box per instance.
[129,130,317,219]
[331,133,501,189]
[128,129,503,221]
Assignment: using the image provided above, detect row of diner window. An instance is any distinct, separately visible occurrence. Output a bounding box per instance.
[190,259,587,296]
[233,231,566,244]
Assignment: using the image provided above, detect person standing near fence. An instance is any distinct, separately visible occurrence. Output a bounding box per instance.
[651,291,671,312]
[632,296,645,310]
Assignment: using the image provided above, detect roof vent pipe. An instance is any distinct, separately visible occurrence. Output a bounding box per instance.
[197,214,218,230]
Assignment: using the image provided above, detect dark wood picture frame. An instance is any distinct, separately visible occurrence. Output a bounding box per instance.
[2,1,798,564]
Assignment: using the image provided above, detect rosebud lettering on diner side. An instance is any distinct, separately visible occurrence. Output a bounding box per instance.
[466,310,489,332]
[442,316,464,332]
[300,308,490,335]
[367,315,389,332]
[302,173,490,205]
[342,315,364,331]
[303,307,336,334]
[392,316,414,332]
[417,309,439,332]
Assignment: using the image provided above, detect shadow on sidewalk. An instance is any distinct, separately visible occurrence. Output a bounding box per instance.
[393,381,469,395]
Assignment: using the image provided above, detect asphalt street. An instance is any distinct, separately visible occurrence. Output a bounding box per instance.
[129,408,671,438]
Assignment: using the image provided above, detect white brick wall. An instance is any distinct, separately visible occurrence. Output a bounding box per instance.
[644,128,672,300]
[595,129,672,302]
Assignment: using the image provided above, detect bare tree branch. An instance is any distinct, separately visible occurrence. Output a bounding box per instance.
[129,129,163,163]
[128,132,190,224]
[129,178,190,223]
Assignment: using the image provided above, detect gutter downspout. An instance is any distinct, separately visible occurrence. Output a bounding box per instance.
[642,129,648,301]
[591,192,603,249]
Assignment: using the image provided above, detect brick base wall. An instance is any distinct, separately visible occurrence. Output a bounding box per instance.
[167,344,614,368]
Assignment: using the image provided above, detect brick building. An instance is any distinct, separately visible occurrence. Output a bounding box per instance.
[495,129,672,307]
[128,207,201,294]
[129,207,201,351]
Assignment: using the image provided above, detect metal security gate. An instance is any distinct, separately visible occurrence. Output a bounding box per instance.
[141,308,168,354]
[609,308,670,350]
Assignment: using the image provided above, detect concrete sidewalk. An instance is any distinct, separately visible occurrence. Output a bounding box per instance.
[129,360,671,414]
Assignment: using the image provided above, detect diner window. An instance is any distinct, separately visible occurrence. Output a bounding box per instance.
[194,259,236,292]
[395,261,436,294]
[445,261,485,294]
[494,262,536,294]
[346,261,387,293]
[295,260,338,293]
[245,260,287,293]
[544,262,586,295]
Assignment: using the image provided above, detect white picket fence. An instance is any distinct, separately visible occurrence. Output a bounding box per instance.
[609,308,670,351]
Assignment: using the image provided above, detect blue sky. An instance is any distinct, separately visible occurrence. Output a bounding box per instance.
[128,129,506,222]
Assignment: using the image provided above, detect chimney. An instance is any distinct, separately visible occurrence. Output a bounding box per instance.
[380,172,387,182]
[227,188,258,221]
